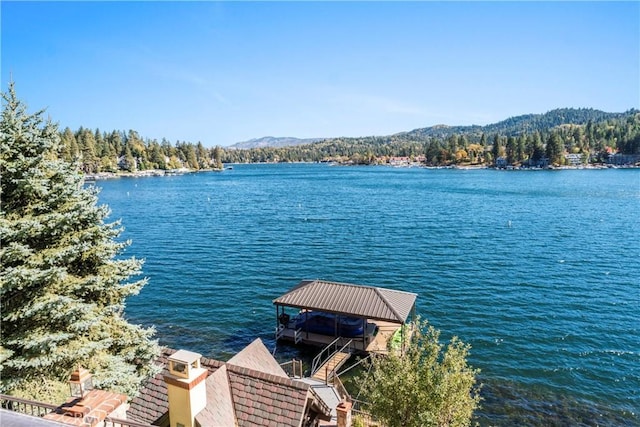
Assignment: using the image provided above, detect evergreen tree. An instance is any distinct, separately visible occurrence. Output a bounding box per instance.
[491,134,502,165]
[505,136,517,165]
[213,145,224,170]
[546,132,564,165]
[0,84,158,400]
[516,135,526,163]
[479,133,487,147]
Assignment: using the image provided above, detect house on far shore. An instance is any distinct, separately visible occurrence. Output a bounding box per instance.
[1,338,353,427]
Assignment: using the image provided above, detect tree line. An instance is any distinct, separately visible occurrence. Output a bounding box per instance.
[59,110,639,173]
[59,127,224,173]
[221,111,640,166]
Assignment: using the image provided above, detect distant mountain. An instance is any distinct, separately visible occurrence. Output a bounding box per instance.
[399,108,635,140]
[228,108,637,150]
[228,136,325,149]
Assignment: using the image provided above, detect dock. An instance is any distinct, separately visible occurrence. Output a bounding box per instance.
[276,319,403,355]
[273,279,417,356]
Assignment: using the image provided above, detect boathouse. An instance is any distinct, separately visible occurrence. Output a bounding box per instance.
[273,279,417,355]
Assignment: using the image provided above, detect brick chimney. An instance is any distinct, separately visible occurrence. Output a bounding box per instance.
[43,368,128,426]
[336,400,352,427]
[164,350,208,427]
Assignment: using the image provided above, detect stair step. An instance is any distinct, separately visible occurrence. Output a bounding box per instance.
[311,351,351,381]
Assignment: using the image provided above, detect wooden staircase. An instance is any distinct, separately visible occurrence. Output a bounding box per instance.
[312,351,351,383]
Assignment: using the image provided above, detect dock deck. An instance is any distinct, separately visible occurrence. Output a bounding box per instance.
[276,319,402,355]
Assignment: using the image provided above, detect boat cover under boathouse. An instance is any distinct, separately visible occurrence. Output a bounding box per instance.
[273,279,417,354]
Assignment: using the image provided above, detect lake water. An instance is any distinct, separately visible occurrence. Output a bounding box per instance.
[95,164,639,426]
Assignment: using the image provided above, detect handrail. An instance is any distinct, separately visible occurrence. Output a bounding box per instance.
[336,339,353,356]
[332,375,351,402]
[307,386,332,419]
[323,339,353,385]
[336,353,371,378]
[351,398,379,427]
[279,359,304,378]
[0,393,57,417]
[311,336,342,375]
[0,394,152,427]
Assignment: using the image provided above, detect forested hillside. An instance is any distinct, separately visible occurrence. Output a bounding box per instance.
[221,109,640,166]
[59,108,640,173]
[401,108,632,140]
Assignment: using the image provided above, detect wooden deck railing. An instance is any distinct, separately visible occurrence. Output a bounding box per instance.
[279,359,304,378]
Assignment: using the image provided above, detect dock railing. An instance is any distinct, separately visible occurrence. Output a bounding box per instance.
[275,324,302,343]
[332,374,350,401]
[279,359,304,378]
[312,338,356,386]
[311,336,341,375]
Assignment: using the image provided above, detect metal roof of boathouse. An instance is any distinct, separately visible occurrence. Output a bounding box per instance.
[273,279,417,324]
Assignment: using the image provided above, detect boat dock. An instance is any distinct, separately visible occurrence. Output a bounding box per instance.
[273,279,417,356]
[276,318,405,355]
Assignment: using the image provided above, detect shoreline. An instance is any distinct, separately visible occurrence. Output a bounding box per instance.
[83,162,638,181]
[83,167,223,181]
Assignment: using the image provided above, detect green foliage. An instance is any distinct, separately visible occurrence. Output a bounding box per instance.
[356,321,481,427]
[352,414,366,427]
[0,83,159,399]
[219,109,640,166]
[51,108,640,170]
[546,133,564,165]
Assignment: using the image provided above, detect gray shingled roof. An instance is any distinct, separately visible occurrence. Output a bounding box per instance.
[273,280,417,324]
[227,338,289,378]
[128,339,330,427]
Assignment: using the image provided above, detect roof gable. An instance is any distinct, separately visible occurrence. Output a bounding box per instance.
[127,339,330,427]
[273,279,417,323]
[195,365,237,427]
[227,364,310,427]
[227,338,288,378]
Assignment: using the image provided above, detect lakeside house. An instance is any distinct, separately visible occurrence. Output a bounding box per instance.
[2,279,418,427]
[1,339,353,427]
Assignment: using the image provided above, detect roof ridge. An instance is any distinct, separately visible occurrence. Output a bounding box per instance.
[222,365,238,426]
[374,286,403,323]
[227,364,309,391]
[377,286,418,296]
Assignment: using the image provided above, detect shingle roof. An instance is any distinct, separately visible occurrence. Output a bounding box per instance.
[127,349,223,425]
[195,365,236,427]
[273,279,417,323]
[227,364,311,427]
[127,339,329,427]
[227,338,288,378]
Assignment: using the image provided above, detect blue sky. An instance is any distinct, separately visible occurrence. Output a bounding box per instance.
[2,1,638,147]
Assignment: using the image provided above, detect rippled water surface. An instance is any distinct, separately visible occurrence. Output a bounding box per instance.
[96,164,639,426]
